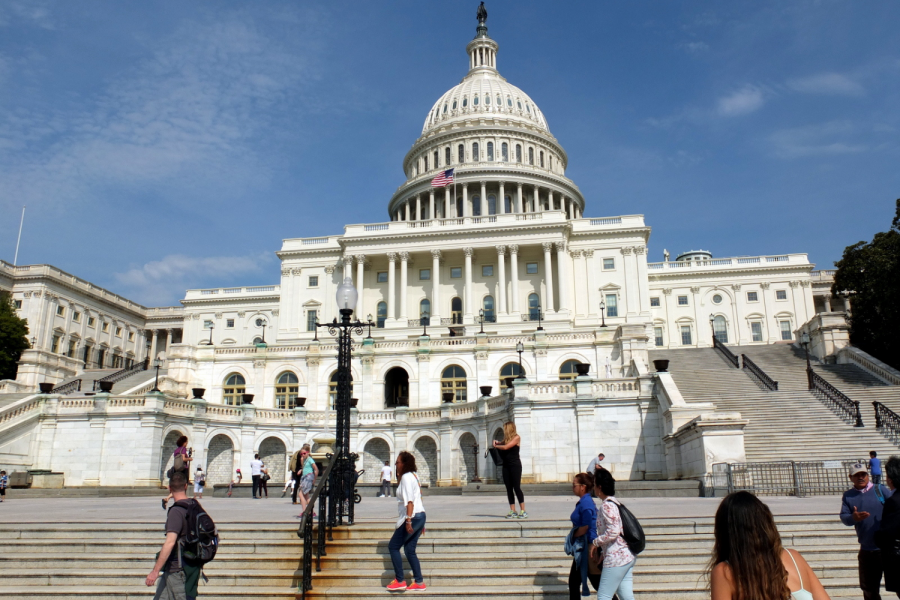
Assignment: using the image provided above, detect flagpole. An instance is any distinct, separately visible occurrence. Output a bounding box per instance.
[13,206,25,266]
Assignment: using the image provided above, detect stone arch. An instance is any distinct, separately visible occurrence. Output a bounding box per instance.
[207,434,235,485]
[491,426,506,483]
[361,437,391,484]
[259,436,287,483]
[384,366,410,408]
[550,353,592,376]
[411,434,438,487]
[458,432,478,484]
[159,429,185,482]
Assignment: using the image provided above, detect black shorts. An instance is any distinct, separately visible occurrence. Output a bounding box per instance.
[0,488,6,496]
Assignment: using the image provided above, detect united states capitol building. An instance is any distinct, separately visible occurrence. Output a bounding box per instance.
[0,10,872,490]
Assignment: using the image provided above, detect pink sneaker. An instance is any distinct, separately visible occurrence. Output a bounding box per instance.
[386,579,408,591]
[407,582,427,591]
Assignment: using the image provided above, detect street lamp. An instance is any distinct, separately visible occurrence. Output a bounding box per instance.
[709,314,716,345]
[536,304,544,331]
[256,318,267,345]
[479,308,485,334]
[366,314,374,340]
[207,323,214,346]
[151,358,162,392]
[800,331,811,370]
[599,300,606,328]
[316,276,364,526]
[516,340,525,379]
[313,316,319,342]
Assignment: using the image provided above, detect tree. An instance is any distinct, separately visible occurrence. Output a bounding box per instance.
[832,199,900,370]
[0,292,30,381]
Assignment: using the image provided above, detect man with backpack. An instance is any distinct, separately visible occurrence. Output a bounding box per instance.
[146,471,218,600]
[840,461,893,600]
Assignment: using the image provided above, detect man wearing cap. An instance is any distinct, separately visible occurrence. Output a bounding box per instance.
[840,461,893,599]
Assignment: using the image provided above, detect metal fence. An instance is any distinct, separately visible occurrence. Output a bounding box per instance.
[702,459,868,498]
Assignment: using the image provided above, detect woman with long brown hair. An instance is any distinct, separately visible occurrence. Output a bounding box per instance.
[492,421,526,518]
[710,491,829,600]
[386,450,427,592]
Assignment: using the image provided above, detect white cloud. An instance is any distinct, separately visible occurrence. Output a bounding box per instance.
[716,86,766,117]
[787,73,865,96]
[114,253,274,305]
[769,121,868,159]
[680,41,710,54]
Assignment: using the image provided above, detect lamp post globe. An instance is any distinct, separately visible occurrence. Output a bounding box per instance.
[336,277,358,316]
[479,308,485,334]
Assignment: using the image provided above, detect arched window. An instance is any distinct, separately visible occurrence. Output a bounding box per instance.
[434,150,439,168]
[528,147,534,165]
[559,360,581,381]
[483,296,495,323]
[223,373,246,406]
[485,94,490,105]
[329,371,354,410]
[420,299,431,326]
[713,315,728,343]
[472,142,479,162]
[487,194,496,215]
[472,195,481,216]
[517,100,523,110]
[451,297,463,324]
[516,144,522,162]
[275,372,299,409]
[540,151,545,167]
[528,293,541,322]
[445,147,451,165]
[487,142,494,161]
[441,365,467,402]
[376,301,387,328]
[499,362,525,388]
[442,103,447,114]
[462,97,468,108]
[458,144,465,163]
[424,155,428,171]
[501,142,508,161]
[504,195,513,213]
[507,97,513,107]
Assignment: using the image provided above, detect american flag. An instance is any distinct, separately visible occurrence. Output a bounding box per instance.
[431,168,454,187]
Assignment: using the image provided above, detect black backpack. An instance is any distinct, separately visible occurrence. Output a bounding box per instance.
[172,499,219,567]
[613,499,645,555]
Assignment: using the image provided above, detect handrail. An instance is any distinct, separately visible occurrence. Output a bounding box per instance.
[92,358,150,390]
[297,453,337,600]
[53,379,82,395]
[808,368,863,427]
[741,354,778,391]
[713,336,740,368]
[874,401,900,440]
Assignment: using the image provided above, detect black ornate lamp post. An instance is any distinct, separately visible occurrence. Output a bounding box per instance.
[207,323,214,346]
[599,300,606,328]
[516,341,525,379]
[470,440,482,483]
[366,314,374,340]
[800,331,812,387]
[316,276,365,527]
[478,308,485,334]
[536,304,544,331]
[709,314,716,345]
[313,316,319,341]
[151,358,162,392]
[257,318,267,345]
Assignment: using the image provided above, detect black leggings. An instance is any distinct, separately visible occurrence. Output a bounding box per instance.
[502,464,524,505]
[568,560,601,600]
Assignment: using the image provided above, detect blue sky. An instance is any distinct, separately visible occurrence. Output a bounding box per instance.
[1,1,898,306]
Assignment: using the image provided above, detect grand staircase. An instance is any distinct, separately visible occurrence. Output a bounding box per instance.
[650,345,900,462]
[0,515,887,599]
[51,365,160,395]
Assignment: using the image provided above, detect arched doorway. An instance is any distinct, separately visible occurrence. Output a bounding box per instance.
[713,315,728,343]
[413,436,438,487]
[362,438,391,483]
[160,430,184,482]
[207,434,234,485]
[259,437,287,483]
[384,367,410,408]
[492,428,505,483]
[458,432,477,483]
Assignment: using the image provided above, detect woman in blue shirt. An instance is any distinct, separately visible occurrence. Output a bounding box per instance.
[568,472,599,598]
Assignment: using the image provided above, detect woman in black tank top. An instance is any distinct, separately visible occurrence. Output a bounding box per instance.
[493,422,526,518]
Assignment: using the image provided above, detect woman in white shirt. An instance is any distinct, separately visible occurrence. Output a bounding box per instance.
[386,451,427,592]
[591,468,635,600]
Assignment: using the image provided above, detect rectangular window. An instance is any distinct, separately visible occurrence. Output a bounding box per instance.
[115,327,122,337]
[751,322,763,342]
[776,290,787,300]
[780,321,793,341]
[226,319,235,328]
[605,294,618,318]
[307,310,318,332]
[51,335,61,354]
[677,295,689,306]
[377,272,388,283]
[747,291,759,302]
[56,305,65,317]
[88,317,95,327]
[128,332,135,342]
[482,265,494,277]
[67,339,76,358]
[204,320,214,329]
[102,322,109,333]
[654,327,664,347]
[419,269,431,281]
[13,299,22,309]
[650,297,660,307]
[72,311,81,322]
[603,258,615,270]
[450,267,462,279]
[681,325,692,346]
[308,276,319,288]
[526,262,538,274]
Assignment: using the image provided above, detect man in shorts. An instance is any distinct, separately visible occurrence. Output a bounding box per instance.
[146,471,194,600]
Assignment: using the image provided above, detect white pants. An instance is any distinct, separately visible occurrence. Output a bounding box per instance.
[193,482,204,494]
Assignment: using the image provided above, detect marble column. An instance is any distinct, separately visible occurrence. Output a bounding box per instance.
[572,250,585,316]
[415,195,421,221]
[542,242,555,312]
[404,201,410,221]
[464,247,474,321]
[824,295,832,312]
[387,253,397,321]
[584,250,598,317]
[431,249,442,321]
[444,187,450,219]
[399,252,409,321]
[429,190,435,221]
[499,182,505,213]
[555,241,570,313]
[150,329,159,361]
[496,246,507,316]
[509,245,520,314]
[480,181,486,216]
[164,329,173,357]
[355,255,366,315]
[535,185,542,212]
[516,183,523,213]
[548,189,554,211]
[462,184,470,217]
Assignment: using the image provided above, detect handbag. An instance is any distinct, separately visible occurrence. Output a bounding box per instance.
[487,447,504,467]
[612,499,645,555]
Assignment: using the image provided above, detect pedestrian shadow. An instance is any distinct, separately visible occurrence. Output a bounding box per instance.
[533,569,564,596]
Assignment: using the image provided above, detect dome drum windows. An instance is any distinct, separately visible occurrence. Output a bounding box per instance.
[462,97,468,108]
[445,147,451,165]
[487,142,494,161]
[515,144,522,163]
[485,95,490,105]
[452,100,458,110]
[472,142,479,162]
[458,144,465,163]
[528,147,534,165]
[501,142,508,161]
[473,96,479,106]
[540,151,545,168]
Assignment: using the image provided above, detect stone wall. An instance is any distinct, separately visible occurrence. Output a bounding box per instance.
[207,434,234,485]
[259,436,286,483]
[412,436,437,486]
[361,437,390,483]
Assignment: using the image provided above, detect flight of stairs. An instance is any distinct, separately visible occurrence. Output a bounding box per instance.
[52,367,159,395]
[650,345,900,462]
[0,516,887,599]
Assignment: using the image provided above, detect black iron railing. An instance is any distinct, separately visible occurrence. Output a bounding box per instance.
[298,453,337,600]
[52,379,82,395]
[441,316,464,325]
[808,368,863,427]
[521,312,543,322]
[407,318,430,327]
[741,354,778,391]
[713,335,740,368]
[874,401,900,440]
[92,358,150,391]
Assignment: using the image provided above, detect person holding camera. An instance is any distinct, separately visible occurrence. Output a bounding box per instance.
[162,435,192,509]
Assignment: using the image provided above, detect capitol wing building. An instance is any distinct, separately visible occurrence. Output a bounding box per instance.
[0,13,850,489]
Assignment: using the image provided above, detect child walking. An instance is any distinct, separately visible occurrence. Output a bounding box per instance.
[0,470,7,502]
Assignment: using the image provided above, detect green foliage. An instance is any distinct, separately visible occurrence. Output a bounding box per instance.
[0,292,30,381]
[832,199,900,370]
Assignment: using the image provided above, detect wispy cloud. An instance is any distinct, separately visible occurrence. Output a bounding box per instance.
[114,253,275,305]
[716,85,766,117]
[769,121,869,159]
[787,72,865,96]
[679,41,710,55]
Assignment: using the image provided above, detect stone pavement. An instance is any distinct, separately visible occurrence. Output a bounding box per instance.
[0,492,845,524]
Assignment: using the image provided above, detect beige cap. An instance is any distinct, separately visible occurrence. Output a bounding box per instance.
[849,462,868,476]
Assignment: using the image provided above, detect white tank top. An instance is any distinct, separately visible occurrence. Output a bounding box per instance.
[787,549,813,600]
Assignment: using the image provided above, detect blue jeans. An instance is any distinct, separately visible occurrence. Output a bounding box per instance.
[388,512,426,584]
[597,559,635,600]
